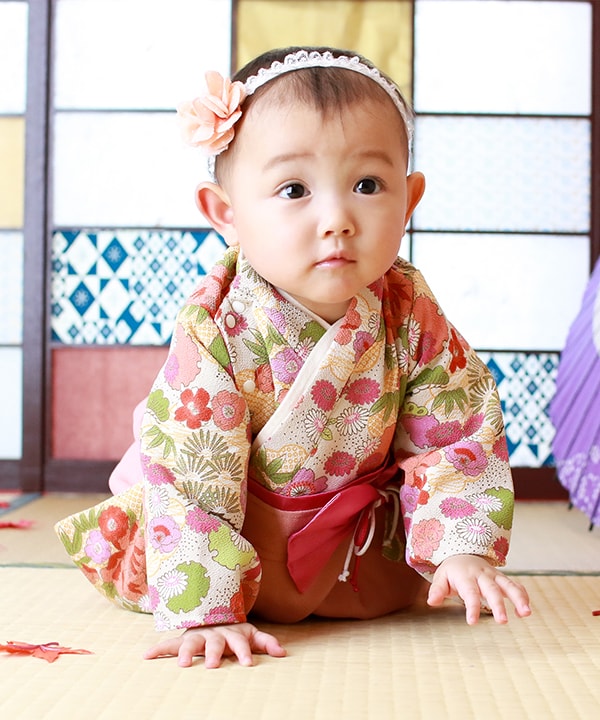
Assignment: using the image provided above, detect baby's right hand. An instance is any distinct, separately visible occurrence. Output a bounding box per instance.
[143,622,287,669]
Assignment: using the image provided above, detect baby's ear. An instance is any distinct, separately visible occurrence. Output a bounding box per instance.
[195,182,238,246]
[404,172,426,225]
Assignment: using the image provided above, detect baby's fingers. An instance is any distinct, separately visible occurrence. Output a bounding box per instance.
[249,629,287,658]
[427,574,452,607]
[144,637,187,661]
[202,633,228,669]
[495,574,532,618]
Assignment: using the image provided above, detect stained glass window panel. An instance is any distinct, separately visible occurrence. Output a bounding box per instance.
[0,1,28,114]
[0,348,22,459]
[414,0,591,115]
[411,233,590,351]
[54,0,232,109]
[237,0,413,97]
[0,117,25,228]
[412,117,590,233]
[0,231,23,344]
[51,229,226,345]
[53,113,210,227]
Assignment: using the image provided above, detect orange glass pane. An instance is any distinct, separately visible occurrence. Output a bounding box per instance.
[236,0,412,99]
[0,117,25,228]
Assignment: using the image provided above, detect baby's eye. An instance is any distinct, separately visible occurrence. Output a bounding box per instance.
[354,177,381,194]
[278,183,308,200]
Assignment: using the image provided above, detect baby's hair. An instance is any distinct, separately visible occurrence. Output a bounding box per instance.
[214,46,413,184]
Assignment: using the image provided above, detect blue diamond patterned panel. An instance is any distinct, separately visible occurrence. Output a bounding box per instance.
[51,229,226,344]
[480,352,559,468]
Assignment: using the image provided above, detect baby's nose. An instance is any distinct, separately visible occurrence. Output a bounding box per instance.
[318,201,356,238]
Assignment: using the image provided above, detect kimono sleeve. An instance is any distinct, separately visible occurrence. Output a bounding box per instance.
[392,267,513,579]
[140,301,261,631]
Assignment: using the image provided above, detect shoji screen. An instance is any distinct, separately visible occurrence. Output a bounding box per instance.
[47,0,231,487]
[411,1,592,481]
[0,1,27,478]
[6,0,596,493]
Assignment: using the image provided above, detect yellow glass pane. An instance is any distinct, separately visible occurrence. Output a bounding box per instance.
[0,117,25,228]
[236,0,412,99]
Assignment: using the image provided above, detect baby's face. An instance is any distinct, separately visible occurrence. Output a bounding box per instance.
[221,96,422,323]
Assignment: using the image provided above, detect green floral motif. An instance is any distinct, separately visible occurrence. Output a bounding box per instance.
[299,320,326,345]
[485,488,513,530]
[198,486,242,520]
[208,334,232,369]
[432,387,468,415]
[166,561,210,613]
[370,391,400,423]
[208,526,256,570]
[147,389,170,422]
[254,447,295,485]
[244,328,270,366]
[143,425,176,460]
[406,366,449,394]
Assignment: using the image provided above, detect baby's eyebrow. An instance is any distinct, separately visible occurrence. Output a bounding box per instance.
[353,149,395,166]
[262,148,396,172]
[263,152,313,171]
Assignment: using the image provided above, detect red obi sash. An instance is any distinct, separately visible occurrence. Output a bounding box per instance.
[247,460,403,593]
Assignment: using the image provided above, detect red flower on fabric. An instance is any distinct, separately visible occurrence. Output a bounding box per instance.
[344,378,380,405]
[100,523,147,602]
[324,451,356,477]
[492,436,509,462]
[311,379,337,411]
[174,388,212,429]
[448,328,467,372]
[426,420,463,447]
[255,363,274,393]
[212,390,245,431]
[204,588,248,625]
[98,506,130,546]
[462,413,484,437]
[411,518,444,560]
[493,536,509,564]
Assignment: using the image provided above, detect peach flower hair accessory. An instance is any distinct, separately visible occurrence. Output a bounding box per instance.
[177,71,246,155]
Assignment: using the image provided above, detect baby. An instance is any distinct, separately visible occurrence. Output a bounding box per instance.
[56,46,531,669]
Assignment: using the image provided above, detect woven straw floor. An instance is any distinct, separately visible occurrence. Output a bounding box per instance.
[1,494,599,719]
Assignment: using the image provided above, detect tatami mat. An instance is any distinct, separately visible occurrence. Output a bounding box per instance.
[1,567,599,719]
[2,495,600,718]
[1,493,599,571]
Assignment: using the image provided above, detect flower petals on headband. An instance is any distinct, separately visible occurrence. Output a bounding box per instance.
[177,71,246,155]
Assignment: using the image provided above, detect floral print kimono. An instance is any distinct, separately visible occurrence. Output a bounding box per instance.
[56,247,513,631]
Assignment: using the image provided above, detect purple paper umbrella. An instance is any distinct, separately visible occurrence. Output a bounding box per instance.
[550,258,600,530]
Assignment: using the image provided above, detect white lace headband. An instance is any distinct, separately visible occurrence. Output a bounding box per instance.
[243,50,413,140]
[177,49,413,175]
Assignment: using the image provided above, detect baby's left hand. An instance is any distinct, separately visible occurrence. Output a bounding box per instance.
[427,554,531,625]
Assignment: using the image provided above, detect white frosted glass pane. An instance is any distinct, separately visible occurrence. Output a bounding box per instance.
[414,1,591,115]
[0,348,22,459]
[54,0,232,109]
[413,117,590,233]
[0,231,23,343]
[0,2,28,113]
[53,112,210,227]
[412,234,590,351]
